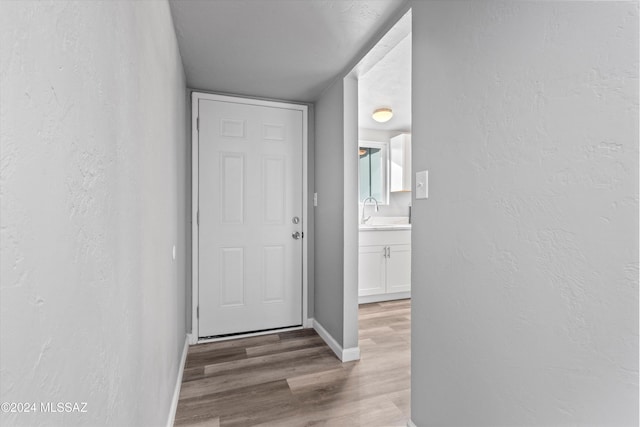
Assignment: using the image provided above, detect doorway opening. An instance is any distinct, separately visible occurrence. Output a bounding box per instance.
[355,10,412,299]
[353,6,413,422]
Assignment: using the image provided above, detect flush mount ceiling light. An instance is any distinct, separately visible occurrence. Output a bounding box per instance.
[372,107,393,123]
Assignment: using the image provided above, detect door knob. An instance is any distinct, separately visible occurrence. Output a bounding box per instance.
[292,231,301,240]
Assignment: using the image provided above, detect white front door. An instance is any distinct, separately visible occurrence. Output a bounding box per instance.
[198,96,303,338]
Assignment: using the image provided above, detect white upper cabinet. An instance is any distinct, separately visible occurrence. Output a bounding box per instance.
[389,133,411,192]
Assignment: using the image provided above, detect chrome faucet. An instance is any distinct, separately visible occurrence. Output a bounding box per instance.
[361,196,379,224]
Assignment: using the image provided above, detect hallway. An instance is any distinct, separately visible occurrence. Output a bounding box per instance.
[174,300,410,426]
[1,2,637,426]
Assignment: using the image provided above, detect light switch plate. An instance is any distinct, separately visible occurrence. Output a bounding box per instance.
[416,170,428,199]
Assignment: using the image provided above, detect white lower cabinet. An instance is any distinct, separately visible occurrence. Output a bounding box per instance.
[358,245,387,296]
[358,230,411,303]
[386,244,411,293]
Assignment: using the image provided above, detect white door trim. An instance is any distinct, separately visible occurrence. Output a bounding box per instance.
[191,91,309,344]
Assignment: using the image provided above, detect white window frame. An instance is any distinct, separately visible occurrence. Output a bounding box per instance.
[358,140,389,205]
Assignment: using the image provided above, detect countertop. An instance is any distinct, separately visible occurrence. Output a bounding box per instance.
[359,224,411,231]
[358,217,411,231]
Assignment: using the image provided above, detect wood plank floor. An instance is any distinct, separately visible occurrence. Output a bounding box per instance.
[174,299,410,427]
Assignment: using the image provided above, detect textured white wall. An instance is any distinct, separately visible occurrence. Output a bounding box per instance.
[411,1,638,426]
[0,1,187,426]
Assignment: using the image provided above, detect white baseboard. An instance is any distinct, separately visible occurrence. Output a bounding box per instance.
[304,318,314,328]
[311,318,342,359]
[311,318,361,362]
[167,335,189,427]
[407,419,417,427]
[187,332,197,345]
[341,346,361,362]
[358,292,411,305]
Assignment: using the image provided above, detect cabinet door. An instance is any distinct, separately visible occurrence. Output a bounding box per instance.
[358,245,387,296]
[390,134,411,192]
[386,244,411,293]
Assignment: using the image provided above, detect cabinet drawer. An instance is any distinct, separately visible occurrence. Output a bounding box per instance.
[359,230,411,246]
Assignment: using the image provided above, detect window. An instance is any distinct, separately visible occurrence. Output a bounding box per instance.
[358,141,388,204]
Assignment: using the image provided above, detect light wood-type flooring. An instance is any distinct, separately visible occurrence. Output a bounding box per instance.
[174,299,411,426]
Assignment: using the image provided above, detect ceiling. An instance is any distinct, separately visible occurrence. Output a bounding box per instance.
[357,11,411,133]
[169,0,406,102]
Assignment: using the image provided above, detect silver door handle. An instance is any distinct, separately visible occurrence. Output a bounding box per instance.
[292,231,301,240]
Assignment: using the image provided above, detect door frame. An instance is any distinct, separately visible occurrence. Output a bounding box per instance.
[190,91,309,344]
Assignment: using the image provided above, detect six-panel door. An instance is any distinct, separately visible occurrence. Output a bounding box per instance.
[198,99,303,337]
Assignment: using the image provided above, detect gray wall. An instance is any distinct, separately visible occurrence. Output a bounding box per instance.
[314,79,346,344]
[314,75,358,351]
[0,1,188,426]
[342,75,359,351]
[411,1,638,426]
